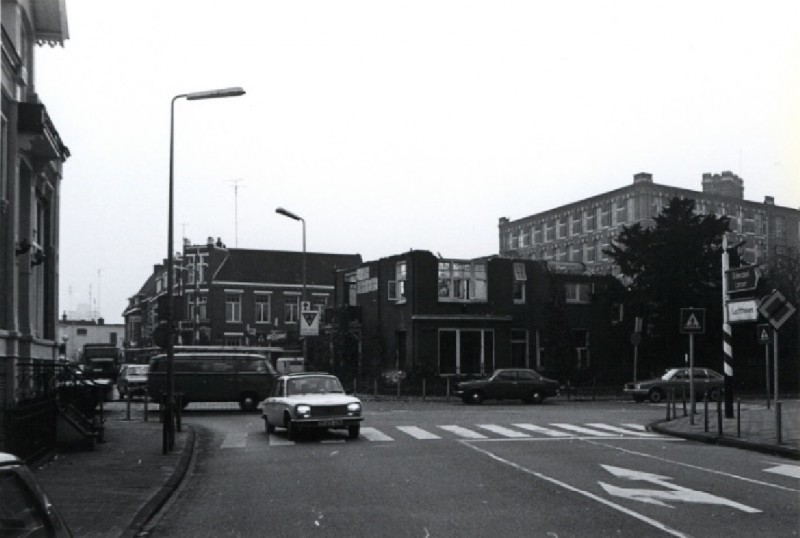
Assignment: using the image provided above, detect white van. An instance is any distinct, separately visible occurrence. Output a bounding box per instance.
[276,357,305,375]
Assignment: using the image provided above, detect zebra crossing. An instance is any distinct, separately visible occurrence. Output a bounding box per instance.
[248,422,667,447]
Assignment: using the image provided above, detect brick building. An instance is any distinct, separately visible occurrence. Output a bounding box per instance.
[498,171,800,274]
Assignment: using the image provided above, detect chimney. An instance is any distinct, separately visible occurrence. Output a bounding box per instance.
[633,172,653,184]
[764,196,775,205]
[207,236,214,247]
[98,317,105,325]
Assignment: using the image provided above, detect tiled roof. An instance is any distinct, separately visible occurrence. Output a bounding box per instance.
[215,249,362,286]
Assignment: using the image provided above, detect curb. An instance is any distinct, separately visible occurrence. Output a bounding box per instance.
[122,425,196,538]
[649,420,800,460]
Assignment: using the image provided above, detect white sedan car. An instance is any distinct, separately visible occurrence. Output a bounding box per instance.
[260,373,363,440]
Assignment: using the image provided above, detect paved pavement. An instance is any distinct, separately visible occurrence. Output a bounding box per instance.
[31,398,798,537]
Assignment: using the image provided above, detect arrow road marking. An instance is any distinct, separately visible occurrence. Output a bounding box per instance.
[599,465,761,513]
[764,464,800,479]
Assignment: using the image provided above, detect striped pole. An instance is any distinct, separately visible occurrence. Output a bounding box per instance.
[721,235,734,418]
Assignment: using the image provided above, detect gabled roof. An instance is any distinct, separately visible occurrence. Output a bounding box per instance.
[214,249,362,286]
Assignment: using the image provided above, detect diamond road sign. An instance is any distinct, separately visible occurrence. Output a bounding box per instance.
[758,290,796,330]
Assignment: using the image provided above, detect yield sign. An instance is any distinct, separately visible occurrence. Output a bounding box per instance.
[598,465,760,513]
[300,310,319,336]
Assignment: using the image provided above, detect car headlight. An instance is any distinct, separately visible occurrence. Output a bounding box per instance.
[296,404,311,417]
[347,402,361,414]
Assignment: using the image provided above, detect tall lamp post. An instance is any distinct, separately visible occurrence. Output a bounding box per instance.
[165,86,245,454]
[275,207,306,363]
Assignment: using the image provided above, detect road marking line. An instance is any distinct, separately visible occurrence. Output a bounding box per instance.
[477,424,530,438]
[360,427,394,442]
[764,464,800,479]
[220,433,248,448]
[438,425,488,439]
[268,435,295,446]
[586,423,660,437]
[583,440,800,493]
[512,423,572,437]
[551,423,618,436]
[621,423,647,431]
[464,443,690,538]
[397,426,441,440]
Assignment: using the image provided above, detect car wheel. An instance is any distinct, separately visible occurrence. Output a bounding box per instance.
[239,393,258,412]
[467,391,484,405]
[707,388,721,402]
[264,416,275,434]
[348,425,360,440]
[648,388,665,403]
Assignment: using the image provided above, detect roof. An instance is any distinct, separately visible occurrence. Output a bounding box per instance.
[215,249,362,286]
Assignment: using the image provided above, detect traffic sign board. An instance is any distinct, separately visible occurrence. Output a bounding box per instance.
[300,310,320,336]
[758,290,796,330]
[726,266,759,294]
[680,308,705,334]
[757,323,771,345]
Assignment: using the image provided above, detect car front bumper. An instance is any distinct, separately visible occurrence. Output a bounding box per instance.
[291,416,364,430]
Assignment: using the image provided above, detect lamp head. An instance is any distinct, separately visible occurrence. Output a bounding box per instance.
[185,87,246,101]
[276,207,302,221]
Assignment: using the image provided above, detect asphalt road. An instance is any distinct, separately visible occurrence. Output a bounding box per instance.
[142,400,800,537]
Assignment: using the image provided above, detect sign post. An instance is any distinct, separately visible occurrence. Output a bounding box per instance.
[758,290,797,410]
[757,324,771,409]
[680,308,705,423]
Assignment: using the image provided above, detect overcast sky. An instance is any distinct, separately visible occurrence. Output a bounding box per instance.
[36,0,799,324]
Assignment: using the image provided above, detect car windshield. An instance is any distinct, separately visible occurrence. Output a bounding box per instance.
[287,377,344,395]
[661,369,681,380]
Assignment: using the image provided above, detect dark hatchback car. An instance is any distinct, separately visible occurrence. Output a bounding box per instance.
[456,368,560,404]
[624,367,724,403]
[0,452,73,537]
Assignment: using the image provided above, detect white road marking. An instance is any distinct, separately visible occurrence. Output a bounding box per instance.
[599,465,761,513]
[621,423,647,431]
[464,443,691,538]
[551,423,619,436]
[397,426,441,440]
[764,464,800,479]
[360,427,395,442]
[268,435,295,446]
[477,424,530,438]
[586,423,659,437]
[221,433,248,448]
[438,425,488,439]
[512,423,572,437]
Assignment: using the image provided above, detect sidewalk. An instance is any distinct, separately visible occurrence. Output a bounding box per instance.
[33,403,194,538]
[651,398,800,460]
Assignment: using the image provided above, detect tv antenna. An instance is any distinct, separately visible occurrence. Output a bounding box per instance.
[226,179,245,247]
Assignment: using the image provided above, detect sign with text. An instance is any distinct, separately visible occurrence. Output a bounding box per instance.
[726,266,759,294]
[680,308,705,334]
[727,299,759,323]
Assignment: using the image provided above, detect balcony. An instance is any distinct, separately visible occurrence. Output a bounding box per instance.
[17,101,70,162]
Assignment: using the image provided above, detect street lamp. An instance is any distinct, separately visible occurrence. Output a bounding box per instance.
[275,207,306,363]
[165,86,245,454]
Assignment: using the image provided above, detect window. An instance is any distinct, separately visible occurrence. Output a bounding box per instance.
[600,205,611,227]
[77,328,87,336]
[312,295,328,312]
[438,329,494,375]
[585,210,596,232]
[438,261,487,302]
[570,245,582,262]
[225,294,241,323]
[570,215,582,235]
[565,282,591,304]
[255,295,271,323]
[572,329,590,368]
[513,263,526,303]
[544,222,554,242]
[284,294,299,324]
[390,261,407,302]
[532,226,542,245]
[556,218,566,239]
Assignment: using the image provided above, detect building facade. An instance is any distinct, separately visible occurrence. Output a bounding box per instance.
[328,250,627,385]
[122,237,362,364]
[1,0,70,459]
[498,171,800,274]
[58,317,124,362]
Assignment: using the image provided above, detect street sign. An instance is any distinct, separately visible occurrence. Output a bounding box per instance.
[727,299,759,323]
[758,290,797,330]
[757,323,771,345]
[726,266,759,293]
[679,308,705,334]
[300,310,320,336]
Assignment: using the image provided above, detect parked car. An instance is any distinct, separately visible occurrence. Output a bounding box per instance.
[624,367,724,403]
[0,452,73,537]
[456,368,560,405]
[117,364,150,399]
[260,373,363,440]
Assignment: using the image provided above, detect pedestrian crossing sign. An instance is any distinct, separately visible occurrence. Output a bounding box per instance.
[757,324,771,345]
[680,308,705,334]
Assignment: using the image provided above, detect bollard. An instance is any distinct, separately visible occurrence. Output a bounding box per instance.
[125,388,132,421]
[422,378,427,400]
[374,377,378,397]
[682,387,687,417]
[397,376,401,398]
[666,390,672,421]
[144,390,149,422]
[717,395,723,435]
[446,377,451,400]
[704,391,709,433]
[736,399,741,438]
[777,401,783,445]
[175,393,182,433]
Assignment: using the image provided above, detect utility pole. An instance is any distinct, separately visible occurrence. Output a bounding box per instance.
[226,179,244,247]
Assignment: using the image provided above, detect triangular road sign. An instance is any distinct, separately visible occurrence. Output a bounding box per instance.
[684,314,701,331]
